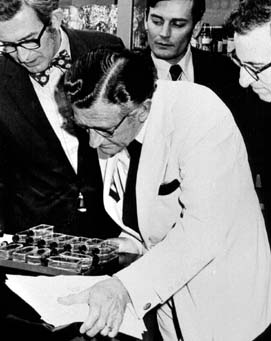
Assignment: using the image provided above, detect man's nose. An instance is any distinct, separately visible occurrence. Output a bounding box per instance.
[16,46,31,63]
[239,67,255,88]
[88,130,104,149]
[159,23,171,38]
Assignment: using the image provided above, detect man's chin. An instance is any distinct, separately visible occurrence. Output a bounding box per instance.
[154,50,173,61]
[256,91,271,102]
[26,62,49,74]
[99,148,117,159]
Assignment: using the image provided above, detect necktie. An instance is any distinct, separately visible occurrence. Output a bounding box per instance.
[122,140,142,233]
[169,64,182,81]
[30,49,72,86]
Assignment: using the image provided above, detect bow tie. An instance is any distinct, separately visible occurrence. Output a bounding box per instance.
[30,49,72,86]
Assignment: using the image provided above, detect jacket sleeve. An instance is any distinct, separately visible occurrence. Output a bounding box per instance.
[0,122,11,234]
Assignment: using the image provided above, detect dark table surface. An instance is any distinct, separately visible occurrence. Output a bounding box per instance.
[0,253,161,341]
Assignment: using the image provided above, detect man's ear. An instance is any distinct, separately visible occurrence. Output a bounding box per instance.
[192,21,203,39]
[144,15,149,32]
[138,99,152,123]
[51,8,64,29]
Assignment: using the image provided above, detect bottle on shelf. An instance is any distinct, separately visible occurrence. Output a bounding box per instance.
[193,23,231,55]
[200,23,212,52]
[212,26,223,53]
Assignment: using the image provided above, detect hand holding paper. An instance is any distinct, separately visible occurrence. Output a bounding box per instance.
[6,275,146,339]
[58,276,130,338]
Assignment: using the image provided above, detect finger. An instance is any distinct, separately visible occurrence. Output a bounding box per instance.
[83,318,107,338]
[103,238,121,250]
[81,298,114,337]
[79,300,109,337]
[108,316,123,338]
[105,306,124,338]
[99,324,112,337]
[98,300,116,337]
[58,288,90,305]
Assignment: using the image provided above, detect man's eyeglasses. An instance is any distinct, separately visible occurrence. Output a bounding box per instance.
[92,114,129,138]
[0,23,48,55]
[229,50,271,81]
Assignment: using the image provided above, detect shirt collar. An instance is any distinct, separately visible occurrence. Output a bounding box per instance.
[151,44,194,82]
[134,110,150,144]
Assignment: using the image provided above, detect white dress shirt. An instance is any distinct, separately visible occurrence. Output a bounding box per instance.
[99,118,149,254]
[152,44,194,82]
[30,28,79,173]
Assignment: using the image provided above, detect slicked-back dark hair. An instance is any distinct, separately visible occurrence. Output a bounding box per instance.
[64,47,157,112]
[226,0,271,35]
[145,0,205,24]
[0,0,59,24]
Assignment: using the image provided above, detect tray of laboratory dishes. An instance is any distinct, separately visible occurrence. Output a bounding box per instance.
[0,224,118,275]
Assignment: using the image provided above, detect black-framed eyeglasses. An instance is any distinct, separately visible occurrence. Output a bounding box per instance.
[92,114,129,138]
[229,50,271,81]
[0,23,48,55]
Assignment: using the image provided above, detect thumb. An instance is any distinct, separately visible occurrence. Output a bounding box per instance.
[58,288,90,305]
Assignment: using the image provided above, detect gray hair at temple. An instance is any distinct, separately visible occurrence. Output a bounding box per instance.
[0,0,59,24]
[226,0,271,35]
[145,0,206,24]
[63,47,157,111]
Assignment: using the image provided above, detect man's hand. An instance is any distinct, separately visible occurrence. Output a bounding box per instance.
[105,237,144,254]
[58,277,131,338]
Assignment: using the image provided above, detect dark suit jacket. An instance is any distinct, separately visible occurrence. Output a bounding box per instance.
[192,47,271,240]
[0,28,124,237]
[191,47,246,128]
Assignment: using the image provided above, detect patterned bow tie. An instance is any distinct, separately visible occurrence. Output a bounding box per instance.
[30,49,72,86]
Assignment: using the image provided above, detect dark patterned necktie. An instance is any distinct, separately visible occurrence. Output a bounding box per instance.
[169,64,182,81]
[30,49,72,86]
[122,140,142,233]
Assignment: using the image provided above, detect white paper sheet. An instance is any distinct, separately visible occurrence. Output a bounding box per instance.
[6,274,146,339]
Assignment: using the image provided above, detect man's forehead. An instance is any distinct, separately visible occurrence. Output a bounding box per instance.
[73,101,121,122]
[150,0,193,15]
[235,24,271,58]
[0,5,40,42]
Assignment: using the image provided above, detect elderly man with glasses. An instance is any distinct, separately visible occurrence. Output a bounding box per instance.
[0,0,124,238]
[58,46,271,341]
[227,0,271,102]
[227,0,271,255]
[0,1,124,339]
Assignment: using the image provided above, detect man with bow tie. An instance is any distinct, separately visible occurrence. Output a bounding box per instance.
[61,47,271,341]
[0,0,124,239]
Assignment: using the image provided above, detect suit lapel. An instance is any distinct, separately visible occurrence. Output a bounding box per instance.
[191,47,210,85]
[2,30,92,174]
[137,81,174,240]
[5,62,62,143]
[65,28,90,61]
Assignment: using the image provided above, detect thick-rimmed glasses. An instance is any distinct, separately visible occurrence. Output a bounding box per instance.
[0,23,48,55]
[91,114,129,138]
[229,50,271,81]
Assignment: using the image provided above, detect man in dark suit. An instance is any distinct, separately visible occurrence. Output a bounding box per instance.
[226,0,271,276]
[0,0,124,238]
[144,0,243,121]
